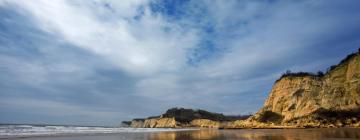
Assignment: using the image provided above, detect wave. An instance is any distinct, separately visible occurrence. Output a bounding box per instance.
[0,124,194,138]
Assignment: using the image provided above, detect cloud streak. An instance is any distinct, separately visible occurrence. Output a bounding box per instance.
[1,0,360,126]
[4,0,199,75]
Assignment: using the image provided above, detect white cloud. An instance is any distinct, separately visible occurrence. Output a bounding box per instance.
[129,0,360,113]
[2,0,199,75]
[1,0,360,124]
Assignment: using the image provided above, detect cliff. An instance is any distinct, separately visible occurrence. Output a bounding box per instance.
[135,118,177,128]
[130,119,145,128]
[246,50,360,128]
[128,108,250,128]
[127,49,360,128]
[190,119,221,128]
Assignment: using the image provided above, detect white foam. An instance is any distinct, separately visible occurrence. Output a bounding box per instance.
[0,125,195,138]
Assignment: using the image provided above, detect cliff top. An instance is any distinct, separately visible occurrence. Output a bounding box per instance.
[161,107,250,123]
[162,108,227,123]
[275,48,360,83]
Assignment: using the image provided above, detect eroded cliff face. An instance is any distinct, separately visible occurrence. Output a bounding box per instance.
[130,118,176,128]
[256,76,323,121]
[130,119,145,128]
[250,52,360,127]
[190,119,220,128]
[143,118,177,128]
[131,118,222,128]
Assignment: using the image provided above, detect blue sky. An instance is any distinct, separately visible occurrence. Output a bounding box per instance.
[0,0,360,126]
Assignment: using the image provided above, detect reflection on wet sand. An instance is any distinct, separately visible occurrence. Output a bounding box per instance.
[148,128,360,140]
[4,128,360,140]
[149,129,224,140]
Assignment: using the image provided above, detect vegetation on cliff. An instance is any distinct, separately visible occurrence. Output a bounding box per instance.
[282,107,360,128]
[275,49,360,83]
[162,108,225,123]
[256,111,284,124]
[162,107,250,123]
[329,48,360,71]
[275,71,323,83]
[120,121,131,127]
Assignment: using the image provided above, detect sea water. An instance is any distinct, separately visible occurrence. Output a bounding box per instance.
[1,124,359,140]
[0,124,193,138]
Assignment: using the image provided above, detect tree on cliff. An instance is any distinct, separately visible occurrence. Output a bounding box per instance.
[162,108,226,123]
[317,71,324,77]
[162,108,250,123]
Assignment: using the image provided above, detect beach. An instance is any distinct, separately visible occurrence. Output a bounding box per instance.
[2,127,360,140]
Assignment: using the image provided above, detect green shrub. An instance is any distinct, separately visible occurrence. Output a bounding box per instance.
[162,107,250,123]
[257,111,284,123]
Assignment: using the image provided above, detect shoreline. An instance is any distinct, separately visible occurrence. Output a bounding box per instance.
[2,128,360,139]
[0,125,198,139]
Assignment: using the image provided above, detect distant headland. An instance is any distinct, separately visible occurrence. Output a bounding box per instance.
[123,49,360,128]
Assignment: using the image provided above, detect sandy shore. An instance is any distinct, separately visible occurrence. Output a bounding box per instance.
[2,128,360,140]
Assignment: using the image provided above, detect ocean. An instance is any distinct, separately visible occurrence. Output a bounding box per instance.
[1,124,359,140]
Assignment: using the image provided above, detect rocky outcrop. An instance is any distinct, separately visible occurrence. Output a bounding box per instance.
[130,119,145,128]
[143,118,177,128]
[247,50,360,128]
[130,118,177,128]
[190,119,220,128]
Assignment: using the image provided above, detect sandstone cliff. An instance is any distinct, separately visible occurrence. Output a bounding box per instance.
[143,118,177,128]
[128,108,250,128]
[190,119,220,128]
[127,50,360,129]
[247,50,360,128]
[130,119,145,128]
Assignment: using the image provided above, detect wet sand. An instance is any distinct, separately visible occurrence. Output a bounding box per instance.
[2,128,360,140]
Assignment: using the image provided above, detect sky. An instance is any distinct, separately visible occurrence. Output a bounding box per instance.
[0,0,360,126]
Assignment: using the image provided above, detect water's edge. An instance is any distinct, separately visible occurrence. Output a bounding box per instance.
[0,124,197,139]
